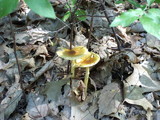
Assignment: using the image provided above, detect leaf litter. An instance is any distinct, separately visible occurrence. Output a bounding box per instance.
[0,1,160,120]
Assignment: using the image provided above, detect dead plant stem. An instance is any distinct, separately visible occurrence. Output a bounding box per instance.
[100,0,121,51]
[8,15,24,91]
[67,0,82,88]
[87,9,95,49]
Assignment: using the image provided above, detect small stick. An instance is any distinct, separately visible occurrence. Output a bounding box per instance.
[8,15,24,91]
[69,0,82,49]
[100,0,121,51]
[68,0,82,89]
[87,9,95,49]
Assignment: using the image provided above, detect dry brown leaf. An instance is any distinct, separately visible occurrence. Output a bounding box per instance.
[125,64,160,92]
[22,113,31,120]
[17,45,38,55]
[15,29,51,44]
[124,64,160,114]
[70,91,99,120]
[34,45,49,56]
[122,51,139,63]
[21,57,35,68]
[74,31,88,47]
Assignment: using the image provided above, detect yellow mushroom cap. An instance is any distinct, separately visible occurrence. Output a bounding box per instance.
[56,46,88,60]
[75,52,100,67]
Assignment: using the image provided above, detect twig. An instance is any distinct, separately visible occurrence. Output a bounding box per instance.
[87,9,95,49]
[99,0,121,51]
[8,15,24,90]
[77,15,106,18]
[66,0,82,88]
[69,0,82,49]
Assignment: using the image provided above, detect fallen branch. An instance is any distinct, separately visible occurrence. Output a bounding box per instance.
[24,58,55,90]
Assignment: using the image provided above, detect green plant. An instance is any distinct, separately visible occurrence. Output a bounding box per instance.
[0,0,56,19]
[111,0,160,40]
[62,0,86,21]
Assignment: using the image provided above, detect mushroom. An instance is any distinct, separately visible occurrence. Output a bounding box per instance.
[74,52,100,97]
[56,46,88,78]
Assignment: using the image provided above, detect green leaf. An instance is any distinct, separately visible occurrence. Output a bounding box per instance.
[65,0,77,10]
[62,11,71,21]
[0,0,19,18]
[75,9,86,21]
[147,0,155,6]
[115,0,125,4]
[140,8,160,40]
[70,0,77,6]
[110,8,144,27]
[128,0,146,9]
[128,0,141,8]
[24,0,56,19]
[155,0,160,3]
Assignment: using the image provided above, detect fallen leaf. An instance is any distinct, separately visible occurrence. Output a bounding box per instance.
[17,45,38,55]
[125,64,160,92]
[146,33,160,51]
[70,91,99,120]
[122,51,139,63]
[34,45,49,56]
[124,64,160,111]
[43,78,69,102]
[22,113,31,120]
[26,93,49,119]
[98,82,123,119]
[74,31,88,47]
[0,83,22,120]
[21,57,35,68]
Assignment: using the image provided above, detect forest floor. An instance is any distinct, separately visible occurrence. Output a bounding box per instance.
[0,0,160,120]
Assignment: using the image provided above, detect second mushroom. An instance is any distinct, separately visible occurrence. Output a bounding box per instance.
[74,52,100,97]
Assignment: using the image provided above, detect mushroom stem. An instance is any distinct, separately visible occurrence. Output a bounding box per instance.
[71,60,75,78]
[84,67,90,96]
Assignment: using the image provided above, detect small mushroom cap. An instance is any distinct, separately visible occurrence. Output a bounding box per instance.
[56,46,88,60]
[75,52,100,67]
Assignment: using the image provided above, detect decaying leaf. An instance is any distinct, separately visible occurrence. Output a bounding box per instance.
[146,33,160,51]
[141,58,160,81]
[34,45,49,56]
[26,93,49,119]
[122,51,139,63]
[21,57,35,68]
[125,64,160,92]
[124,64,160,118]
[70,91,99,120]
[0,83,22,120]
[15,29,51,44]
[72,81,85,101]
[22,113,31,120]
[17,45,38,55]
[43,78,69,102]
[74,31,88,47]
[98,82,124,119]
